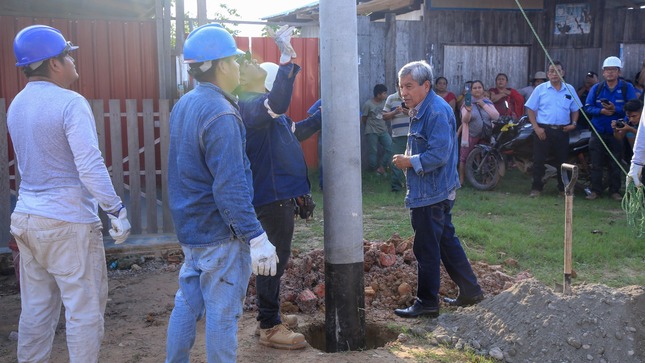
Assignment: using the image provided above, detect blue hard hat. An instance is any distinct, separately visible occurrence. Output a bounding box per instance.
[14,25,78,67]
[183,23,243,64]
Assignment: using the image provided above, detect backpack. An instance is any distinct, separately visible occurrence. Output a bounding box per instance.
[592,80,629,104]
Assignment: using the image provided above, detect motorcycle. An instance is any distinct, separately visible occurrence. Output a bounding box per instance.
[464,116,591,191]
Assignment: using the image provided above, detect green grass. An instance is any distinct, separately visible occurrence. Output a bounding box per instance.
[293,168,645,287]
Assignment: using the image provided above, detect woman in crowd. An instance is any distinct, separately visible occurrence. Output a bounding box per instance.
[488,73,524,120]
[459,80,499,184]
[435,76,457,113]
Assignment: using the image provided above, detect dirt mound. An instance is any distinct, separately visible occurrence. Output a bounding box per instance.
[426,280,645,362]
[243,235,644,362]
[244,234,530,313]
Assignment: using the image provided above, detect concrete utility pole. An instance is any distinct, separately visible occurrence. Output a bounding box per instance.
[319,0,366,353]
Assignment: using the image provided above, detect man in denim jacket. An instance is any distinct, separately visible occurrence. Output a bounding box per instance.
[392,61,483,318]
[165,24,278,362]
[237,39,321,349]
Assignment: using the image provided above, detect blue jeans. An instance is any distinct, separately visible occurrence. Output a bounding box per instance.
[255,199,295,329]
[391,136,407,191]
[366,132,393,170]
[411,200,482,308]
[165,241,251,363]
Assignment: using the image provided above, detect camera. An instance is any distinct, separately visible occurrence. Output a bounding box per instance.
[615,119,625,128]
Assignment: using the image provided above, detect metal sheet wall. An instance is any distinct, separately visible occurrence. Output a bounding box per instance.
[236,36,321,168]
[0,16,159,104]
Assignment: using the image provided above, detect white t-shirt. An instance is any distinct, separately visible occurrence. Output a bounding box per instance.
[8,81,122,223]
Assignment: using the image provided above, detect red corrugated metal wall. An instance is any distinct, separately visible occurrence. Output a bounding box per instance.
[0,16,159,104]
[237,36,320,168]
[1,16,160,171]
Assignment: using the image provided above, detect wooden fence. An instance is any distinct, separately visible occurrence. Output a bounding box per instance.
[0,99,174,248]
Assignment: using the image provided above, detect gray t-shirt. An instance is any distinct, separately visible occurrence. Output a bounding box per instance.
[7,81,122,223]
[362,98,387,134]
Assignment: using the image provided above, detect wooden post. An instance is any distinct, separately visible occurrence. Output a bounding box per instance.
[561,163,578,295]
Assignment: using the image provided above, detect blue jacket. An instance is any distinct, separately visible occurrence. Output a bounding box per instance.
[239,63,322,207]
[584,79,637,134]
[168,82,264,246]
[405,89,460,209]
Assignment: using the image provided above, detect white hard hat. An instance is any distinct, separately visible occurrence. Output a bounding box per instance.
[259,62,279,91]
[602,56,622,69]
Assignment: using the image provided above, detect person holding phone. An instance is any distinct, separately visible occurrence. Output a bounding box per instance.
[383,81,411,192]
[584,56,638,200]
[458,80,499,185]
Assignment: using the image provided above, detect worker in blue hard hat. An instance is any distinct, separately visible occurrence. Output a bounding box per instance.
[8,24,131,362]
[165,23,279,362]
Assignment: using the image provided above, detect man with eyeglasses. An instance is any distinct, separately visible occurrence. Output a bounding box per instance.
[584,56,637,201]
[525,61,581,198]
[8,25,131,362]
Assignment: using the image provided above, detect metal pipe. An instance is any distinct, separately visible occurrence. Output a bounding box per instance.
[320,0,366,353]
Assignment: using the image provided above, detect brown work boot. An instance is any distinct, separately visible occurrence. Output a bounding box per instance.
[255,313,298,336]
[610,193,622,201]
[259,323,307,350]
[585,192,598,200]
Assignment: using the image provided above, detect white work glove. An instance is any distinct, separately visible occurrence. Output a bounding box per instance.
[108,206,131,244]
[627,163,643,188]
[249,232,279,276]
[264,98,280,118]
[268,25,297,64]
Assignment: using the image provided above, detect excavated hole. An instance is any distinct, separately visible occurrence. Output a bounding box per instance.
[300,321,399,352]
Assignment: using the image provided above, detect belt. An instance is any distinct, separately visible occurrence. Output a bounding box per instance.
[537,123,567,130]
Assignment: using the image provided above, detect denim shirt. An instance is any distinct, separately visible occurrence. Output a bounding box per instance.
[405,89,460,209]
[239,63,322,207]
[168,82,264,247]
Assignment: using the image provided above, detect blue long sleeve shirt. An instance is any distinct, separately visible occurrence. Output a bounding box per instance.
[584,79,637,135]
[239,63,322,207]
[168,82,263,246]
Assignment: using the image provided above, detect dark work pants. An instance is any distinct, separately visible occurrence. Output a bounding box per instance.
[255,199,295,329]
[532,127,569,192]
[411,200,482,309]
[589,134,622,195]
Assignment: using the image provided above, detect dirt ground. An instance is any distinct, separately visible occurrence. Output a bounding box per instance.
[0,234,643,363]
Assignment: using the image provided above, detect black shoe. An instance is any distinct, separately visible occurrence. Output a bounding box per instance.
[443,293,484,307]
[394,302,439,318]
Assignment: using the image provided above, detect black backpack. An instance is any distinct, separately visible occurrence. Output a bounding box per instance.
[592,80,629,104]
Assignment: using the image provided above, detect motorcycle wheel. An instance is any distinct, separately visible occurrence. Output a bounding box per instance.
[465,147,501,191]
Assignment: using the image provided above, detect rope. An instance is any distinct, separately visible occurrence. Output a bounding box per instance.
[514,0,645,235]
[622,180,645,236]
